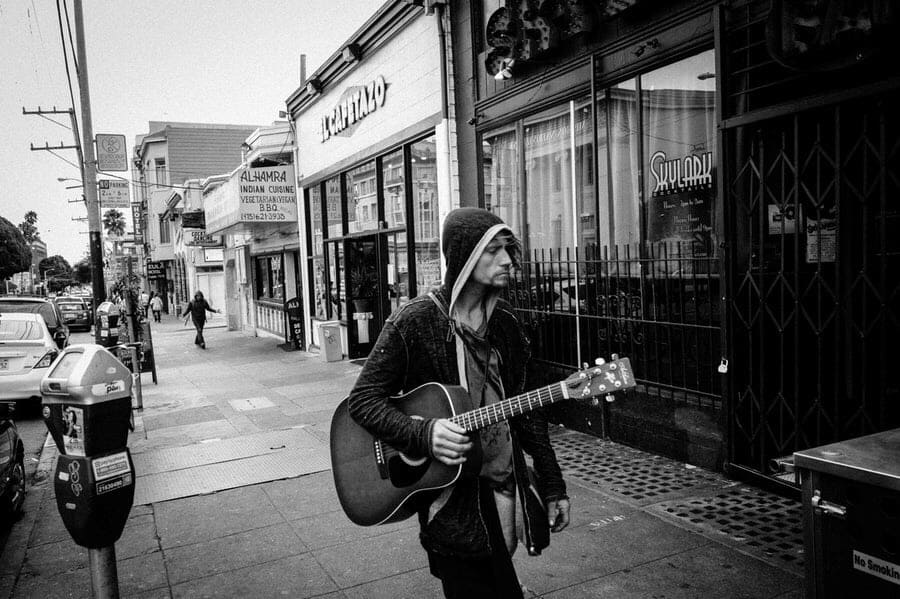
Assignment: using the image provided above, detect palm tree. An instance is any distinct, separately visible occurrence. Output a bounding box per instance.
[18,210,40,242]
[102,209,127,237]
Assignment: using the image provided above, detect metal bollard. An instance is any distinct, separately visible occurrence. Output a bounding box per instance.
[128,344,143,410]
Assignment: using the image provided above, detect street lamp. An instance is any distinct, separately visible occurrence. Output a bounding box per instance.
[58,177,84,190]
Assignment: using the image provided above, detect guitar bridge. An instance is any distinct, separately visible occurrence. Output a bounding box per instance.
[374,439,390,480]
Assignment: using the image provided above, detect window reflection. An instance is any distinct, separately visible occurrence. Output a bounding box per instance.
[383,150,405,228]
[412,136,440,293]
[346,161,378,233]
[326,177,342,238]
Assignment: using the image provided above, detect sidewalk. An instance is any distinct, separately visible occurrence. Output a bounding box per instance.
[0,315,804,598]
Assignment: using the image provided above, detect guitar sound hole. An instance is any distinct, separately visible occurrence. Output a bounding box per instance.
[387,455,430,488]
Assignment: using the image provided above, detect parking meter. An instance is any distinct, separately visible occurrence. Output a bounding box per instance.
[95,301,120,348]
[40,344,135,549]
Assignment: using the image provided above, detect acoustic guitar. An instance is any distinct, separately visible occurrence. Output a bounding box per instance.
[330,356,634,526]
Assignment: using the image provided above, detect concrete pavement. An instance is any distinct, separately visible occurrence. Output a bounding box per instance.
[0,314,804,598]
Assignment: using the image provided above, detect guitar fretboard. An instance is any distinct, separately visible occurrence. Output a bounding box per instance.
[450,382,567,432]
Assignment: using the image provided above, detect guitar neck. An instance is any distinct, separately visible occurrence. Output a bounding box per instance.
[450,382,568,432]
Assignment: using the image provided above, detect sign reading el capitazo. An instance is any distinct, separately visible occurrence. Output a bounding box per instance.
[238,165,298,223]
[319,76,386,142]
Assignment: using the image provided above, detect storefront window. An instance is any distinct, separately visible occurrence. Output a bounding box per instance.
[308,186,327,319]
[326,176,342,238]
[327,240,343,320]
[254,254,284,302]
[346,161,377,234]
[411,136,441,292]
[479,51,716,264]
[387,231,409,310]
[606,80,641,248]
[383,149,405,228]
[641,50,717,258]
[483,128,520,235]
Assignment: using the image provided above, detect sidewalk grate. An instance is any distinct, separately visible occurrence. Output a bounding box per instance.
[550,431,725,503]
[656,488,804,570]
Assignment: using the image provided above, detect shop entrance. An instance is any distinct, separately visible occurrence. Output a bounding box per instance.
[343,229,408,359]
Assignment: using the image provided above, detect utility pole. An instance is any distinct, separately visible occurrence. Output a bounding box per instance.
[73,0,107,346]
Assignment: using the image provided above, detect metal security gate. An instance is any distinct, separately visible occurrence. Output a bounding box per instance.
[722,1,900,484]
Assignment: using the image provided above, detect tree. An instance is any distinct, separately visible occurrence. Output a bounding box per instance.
[39,255,74,293]
[18,210,40,243]
[73,257,92,285]
[0,216,32,280]
[102,209,126,237]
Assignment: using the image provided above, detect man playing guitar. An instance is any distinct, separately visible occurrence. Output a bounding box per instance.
[346,207,570,598]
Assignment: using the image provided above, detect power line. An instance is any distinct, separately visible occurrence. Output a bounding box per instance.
[55,0,80,141]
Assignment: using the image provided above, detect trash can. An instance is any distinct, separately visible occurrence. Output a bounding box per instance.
[794,428,900,598]
[318,322,342,362]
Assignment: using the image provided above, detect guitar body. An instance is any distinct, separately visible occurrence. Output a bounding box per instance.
[330,383,473,526]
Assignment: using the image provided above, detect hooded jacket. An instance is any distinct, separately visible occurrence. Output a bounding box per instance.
[347,208,566,559]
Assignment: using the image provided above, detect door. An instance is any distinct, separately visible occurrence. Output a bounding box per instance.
[196,272,226,319]
[345,235,380,359]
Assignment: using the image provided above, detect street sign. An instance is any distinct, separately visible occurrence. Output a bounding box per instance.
[99,179,130,209]
[146,261,165,280]
[95,134,128,171]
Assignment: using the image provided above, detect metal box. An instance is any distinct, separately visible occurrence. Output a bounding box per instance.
[794,429,900,598]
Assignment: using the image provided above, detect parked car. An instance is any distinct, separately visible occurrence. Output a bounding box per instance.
[0,313,60,405]
[53,296,91,332]
[0,402,25,521]
[0,297,69,349]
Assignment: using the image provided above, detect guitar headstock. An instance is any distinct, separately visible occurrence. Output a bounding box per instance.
[563,355,635,403]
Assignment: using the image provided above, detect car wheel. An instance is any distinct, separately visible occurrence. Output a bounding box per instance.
[2,451,26,517]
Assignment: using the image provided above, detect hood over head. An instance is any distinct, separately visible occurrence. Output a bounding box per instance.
[441,207,518,321]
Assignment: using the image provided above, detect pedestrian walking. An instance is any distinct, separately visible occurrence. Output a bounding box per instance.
[345,207,570,598]
[181,291,220,349]
[149,292,163,323]
[140,290,150,317]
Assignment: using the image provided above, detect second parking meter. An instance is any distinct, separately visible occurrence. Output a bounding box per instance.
[95,301,120,348]
[40,344,135,549]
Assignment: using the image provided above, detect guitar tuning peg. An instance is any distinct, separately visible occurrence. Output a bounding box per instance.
[611,353,619,360]
[594,357,606,366]
[605,394,615,403]
[582,362,590,370]
[591,397,600,406]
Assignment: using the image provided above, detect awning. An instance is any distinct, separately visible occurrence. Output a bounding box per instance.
[205,164,299,236]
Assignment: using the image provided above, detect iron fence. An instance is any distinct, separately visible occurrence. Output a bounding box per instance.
[506,242,722,409]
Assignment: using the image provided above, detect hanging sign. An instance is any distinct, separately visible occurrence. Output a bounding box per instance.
[646,150,715,252]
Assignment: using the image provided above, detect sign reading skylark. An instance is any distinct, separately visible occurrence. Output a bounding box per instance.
[98,179,130,209]
[95,134,128,171]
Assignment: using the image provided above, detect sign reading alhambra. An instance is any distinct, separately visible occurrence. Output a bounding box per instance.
[205,164,297,234]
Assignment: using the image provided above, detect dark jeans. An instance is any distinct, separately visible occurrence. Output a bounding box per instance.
[152,310,161,322]
[428,482,523,599]
[193,321,205,346]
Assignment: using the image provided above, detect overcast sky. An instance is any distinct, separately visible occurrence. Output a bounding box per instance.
[0,0,377,265]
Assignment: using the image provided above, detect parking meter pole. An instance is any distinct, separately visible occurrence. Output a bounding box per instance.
[89,545,119,599]
[128,344,142,410]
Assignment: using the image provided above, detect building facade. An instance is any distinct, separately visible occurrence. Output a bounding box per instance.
[286,1,457,359]
[204,123,301,342]
[133,122,257,314]
[448,0,900,487]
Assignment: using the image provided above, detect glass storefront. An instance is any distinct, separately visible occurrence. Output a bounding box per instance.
[304,133,441,357]
[483,50,717,262]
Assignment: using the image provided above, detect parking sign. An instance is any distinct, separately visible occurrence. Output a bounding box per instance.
[96,134,128,171]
